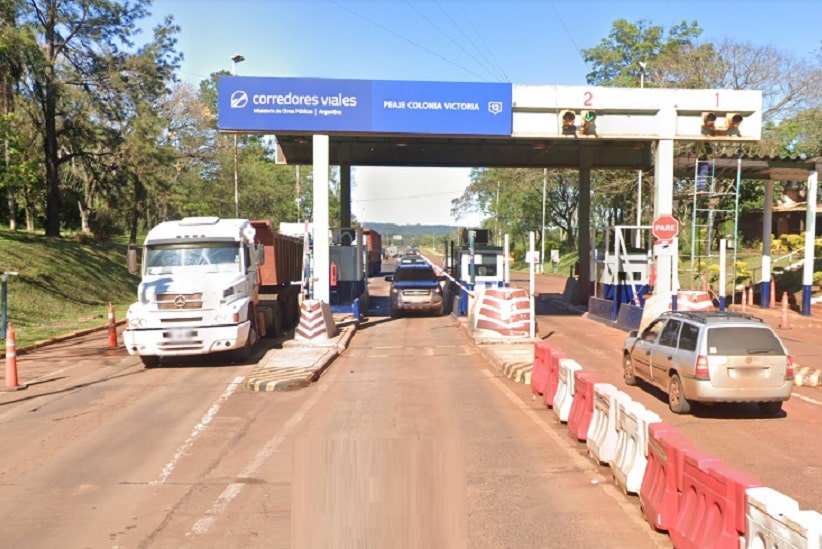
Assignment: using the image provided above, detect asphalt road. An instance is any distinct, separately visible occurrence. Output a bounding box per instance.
[0,263,819,547]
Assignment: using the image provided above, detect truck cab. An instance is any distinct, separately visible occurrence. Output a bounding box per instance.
[124,217,263,367]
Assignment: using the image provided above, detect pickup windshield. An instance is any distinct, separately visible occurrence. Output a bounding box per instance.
[145,243,241,275]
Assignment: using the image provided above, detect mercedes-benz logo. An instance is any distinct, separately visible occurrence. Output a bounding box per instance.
[174,295,187,309]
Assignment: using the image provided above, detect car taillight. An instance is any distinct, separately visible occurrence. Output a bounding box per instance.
[694,355,710,380]
[786,355,794,379]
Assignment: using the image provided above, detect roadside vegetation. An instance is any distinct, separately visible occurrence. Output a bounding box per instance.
[1,6,821,344]
[0,229,136,350]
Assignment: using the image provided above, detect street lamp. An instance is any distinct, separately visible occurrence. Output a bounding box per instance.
[231,54,245,218]
[636,61,646,247]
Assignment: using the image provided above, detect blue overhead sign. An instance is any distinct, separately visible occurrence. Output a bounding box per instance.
[218,76,512,136]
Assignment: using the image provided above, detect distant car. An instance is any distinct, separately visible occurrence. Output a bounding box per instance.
[385,263,445,318]
[398,256,427,265]
[622,311,793,415]
[404,247,421,256]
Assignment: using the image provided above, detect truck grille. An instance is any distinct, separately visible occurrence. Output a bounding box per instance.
[156,293,204,310]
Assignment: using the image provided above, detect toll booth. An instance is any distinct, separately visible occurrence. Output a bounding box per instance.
[590,225,652,323]
[329,227,369,318]
[448,228,505,316]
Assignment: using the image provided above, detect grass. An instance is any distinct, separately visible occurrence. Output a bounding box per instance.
[0,229,137,350]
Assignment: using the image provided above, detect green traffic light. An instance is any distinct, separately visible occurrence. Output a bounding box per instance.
[584,111,596,122]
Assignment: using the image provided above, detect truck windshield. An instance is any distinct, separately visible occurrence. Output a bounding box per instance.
[145,243,241,275]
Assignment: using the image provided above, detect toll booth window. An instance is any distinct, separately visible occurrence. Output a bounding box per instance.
[476,255,497,277]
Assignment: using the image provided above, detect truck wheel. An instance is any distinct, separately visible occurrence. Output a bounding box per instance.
[234,308,258,363]
[141,355,160,368]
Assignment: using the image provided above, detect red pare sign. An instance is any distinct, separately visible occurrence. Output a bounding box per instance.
[652,214,679,241]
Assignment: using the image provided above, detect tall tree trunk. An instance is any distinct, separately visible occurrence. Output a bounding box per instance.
[42,2,61,237]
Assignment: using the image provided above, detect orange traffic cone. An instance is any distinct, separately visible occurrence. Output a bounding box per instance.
[4,323,25,391]
[107,302,118,349]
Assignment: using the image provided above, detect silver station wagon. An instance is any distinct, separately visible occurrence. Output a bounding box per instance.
[622,311,794,415]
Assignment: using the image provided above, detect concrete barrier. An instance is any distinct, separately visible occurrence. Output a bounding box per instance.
[552,358,582,423]
[640,422,694,532]
[567,370,602,442]
[530,341,553,397]
[611,400,660,495]
[295,300,337,341]
[587,386,626,465]
[744,486,822,549]
[542,348,566,408]
[472,287,532,339]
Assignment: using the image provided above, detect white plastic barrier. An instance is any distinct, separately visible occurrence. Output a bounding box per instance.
[745,486,822,549]
[552,358,582,423]
[611,400,660,495]
[586,383,618,464]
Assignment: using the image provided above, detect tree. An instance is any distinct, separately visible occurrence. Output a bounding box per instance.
[582,19,703,87]
[16,0,179,237]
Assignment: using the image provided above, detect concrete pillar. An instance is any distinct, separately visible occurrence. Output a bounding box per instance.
[340,164,351,228]
[802,169,818,315]
[652,138,676,298]
[761,181,773,307]
[576,148,592,305]
[313,135,330,303]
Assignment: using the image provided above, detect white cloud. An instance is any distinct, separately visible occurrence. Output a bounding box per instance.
[351,167,483,226]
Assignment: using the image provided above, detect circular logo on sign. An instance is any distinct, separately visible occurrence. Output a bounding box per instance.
[230,90,248,109]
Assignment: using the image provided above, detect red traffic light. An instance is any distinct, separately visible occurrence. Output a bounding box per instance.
[560,110,577,135]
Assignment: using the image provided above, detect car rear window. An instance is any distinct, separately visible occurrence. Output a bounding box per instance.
[393,267,436,282]
[706,326,785,356]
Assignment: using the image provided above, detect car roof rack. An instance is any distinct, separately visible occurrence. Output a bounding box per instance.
[660,310,764,324]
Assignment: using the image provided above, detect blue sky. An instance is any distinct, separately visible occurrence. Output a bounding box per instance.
[143,0,822,225]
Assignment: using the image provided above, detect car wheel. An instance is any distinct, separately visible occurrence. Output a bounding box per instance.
[758,401,783,416]
[141,355,160,368]
[623,354,637,385]
[668,373,691,414]
[390,306,400,319]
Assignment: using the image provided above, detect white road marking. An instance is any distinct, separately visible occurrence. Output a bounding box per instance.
[792,393,822,407]
[187,369,333,537]
[150,376,244,487]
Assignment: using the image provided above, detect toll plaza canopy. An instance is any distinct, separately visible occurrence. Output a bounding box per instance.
[218,76,656,170]
[218,75,769,305]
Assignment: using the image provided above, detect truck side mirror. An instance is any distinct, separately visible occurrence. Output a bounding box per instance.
[127,246,139,275]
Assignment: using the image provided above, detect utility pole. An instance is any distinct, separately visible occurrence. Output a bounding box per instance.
[231,54,245,218]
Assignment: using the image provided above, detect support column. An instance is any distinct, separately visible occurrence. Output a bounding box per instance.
[340,164,351,228]
[802,169,818,315]
[576,148,592,305]
[652,139,676,298]
[761,181,773,307]
[313,135,330,304]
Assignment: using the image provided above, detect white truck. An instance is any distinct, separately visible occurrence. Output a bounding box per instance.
[123,217,269,367]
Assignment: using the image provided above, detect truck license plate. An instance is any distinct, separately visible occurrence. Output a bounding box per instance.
[165,329,197,340]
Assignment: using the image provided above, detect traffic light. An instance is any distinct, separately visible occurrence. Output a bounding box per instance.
[701,112,717,136]
[581,110,597,136]
[726,113,743,136]
[560,110,576,135]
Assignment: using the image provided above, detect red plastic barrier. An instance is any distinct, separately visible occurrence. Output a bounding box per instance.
[530,341,552,396]
[639,422,694,532]
[567,371,603,441]
[671,449,762,549]
[542,348,567,408]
